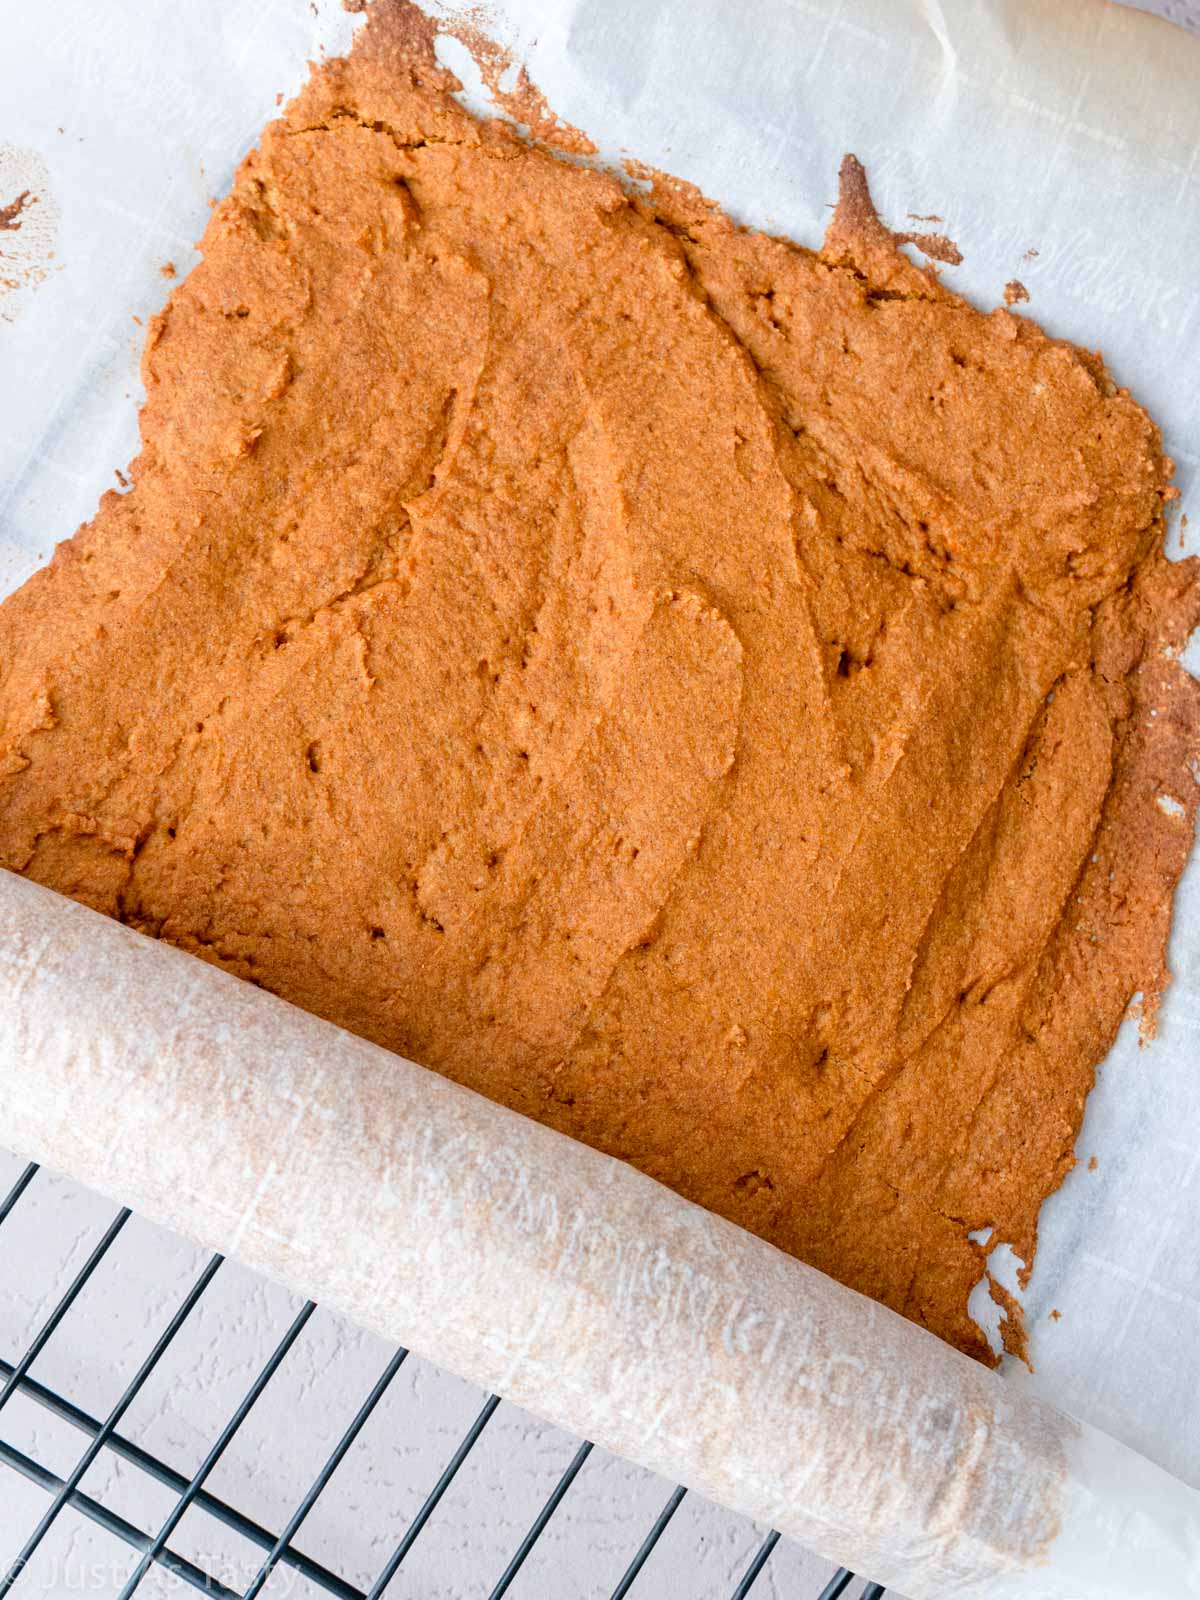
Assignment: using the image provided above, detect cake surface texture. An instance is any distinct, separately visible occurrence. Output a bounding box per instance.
[3,0,1198,1362]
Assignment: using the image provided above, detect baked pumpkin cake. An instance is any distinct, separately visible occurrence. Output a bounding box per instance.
[2,0,1197,1362]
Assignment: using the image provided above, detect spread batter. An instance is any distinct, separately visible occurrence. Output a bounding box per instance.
[2,1,1198,1361]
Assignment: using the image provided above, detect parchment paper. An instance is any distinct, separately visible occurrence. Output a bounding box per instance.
[2,0,1200,1568]
[414,0,1200,1488]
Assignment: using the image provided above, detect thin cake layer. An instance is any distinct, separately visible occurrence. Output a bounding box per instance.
[1,1,1197,1361]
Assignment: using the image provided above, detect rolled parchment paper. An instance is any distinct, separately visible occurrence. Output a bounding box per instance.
[1,871,1197,1596]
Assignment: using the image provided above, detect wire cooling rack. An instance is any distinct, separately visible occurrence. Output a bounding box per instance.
[0,1164,896,1600]
[0,1160,889,1600]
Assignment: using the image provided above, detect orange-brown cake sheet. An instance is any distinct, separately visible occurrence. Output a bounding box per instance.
[1,0,1197,1362]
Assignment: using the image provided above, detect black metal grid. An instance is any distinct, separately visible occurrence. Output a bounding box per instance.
[0,1162,887,1599]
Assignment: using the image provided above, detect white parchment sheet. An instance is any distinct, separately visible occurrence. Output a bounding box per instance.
[1,0,1200,1576]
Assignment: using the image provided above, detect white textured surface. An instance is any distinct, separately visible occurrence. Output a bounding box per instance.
[1127,0,1200,30]
[1,0,1199,1595]
[0,1151,861,1598]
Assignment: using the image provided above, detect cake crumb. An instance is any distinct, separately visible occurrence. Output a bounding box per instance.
[988,1274,1032,1369]
[1004,279,1030,306]
[441,17,597,154]
[0,190,34,232]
